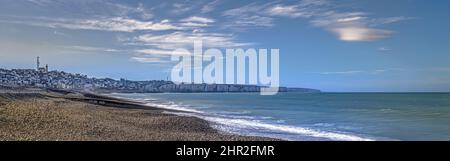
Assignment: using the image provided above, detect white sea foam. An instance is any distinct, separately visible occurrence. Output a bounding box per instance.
[145,102,205,114]
[165,111,374,141]
[214,110,251,115]
[205,117,374,141]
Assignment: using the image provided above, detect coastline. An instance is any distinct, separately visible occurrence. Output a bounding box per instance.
[0,87,278,141]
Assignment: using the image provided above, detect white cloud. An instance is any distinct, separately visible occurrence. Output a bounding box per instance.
[320,70,364,75]
[229,16,273,28]
[310,14,412,42]
[373,69,387,74]
[429,67,450,73]
[181,16,215,23]
[130,57,169,63]
[103,2,154,19]
[268,4,311,18]
[330,27,393,42]
[135,49,191,56]
[74,17,181,32]
[378,47,392,52]
[201,0,221,13]
[222,2,275,28]
[29,1,155,20]
[305,8,412,42]
[368,16,414,27]
[337,16,366,23]
[222,1,324,28]
[309,11,397,41]
[1,16,181,32]
[53,30,68,37]
[125,31,252,63]
[266,0,330,18]
[310,12,368,26]
[320,68,403,75]
[135,3,154,20]
[223,2,273,17]
[223,1,410,42]
[133,31,251,50]
[62,45,122,53]
[171,3,193,14]
[179,22,209,27]
[179,16,215,28]
[27,0,52,6]
[265,2,395,42]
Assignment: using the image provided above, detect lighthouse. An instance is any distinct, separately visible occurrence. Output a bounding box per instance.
[36,56,48,73]
[36,56,40,71]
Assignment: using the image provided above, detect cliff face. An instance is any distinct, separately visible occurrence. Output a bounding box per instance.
[153,84,319,93]
[287,88,321,93]
[157,84,262,93]
[80,83,320,94]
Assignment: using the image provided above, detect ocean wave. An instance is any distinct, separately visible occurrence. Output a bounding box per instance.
[145,102,205,114]
[214,110,251,115]
[108,94,205,114]
[166,111,374,141]
[206,117,373,141]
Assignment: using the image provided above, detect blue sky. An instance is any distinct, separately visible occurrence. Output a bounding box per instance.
[1,0,450,92]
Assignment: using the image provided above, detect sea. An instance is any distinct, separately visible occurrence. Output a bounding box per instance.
[108,92,450,141]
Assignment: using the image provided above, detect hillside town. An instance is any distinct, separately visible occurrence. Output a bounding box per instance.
[0,57,308,93]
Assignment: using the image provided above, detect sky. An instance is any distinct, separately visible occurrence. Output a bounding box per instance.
[1,0,450,92]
